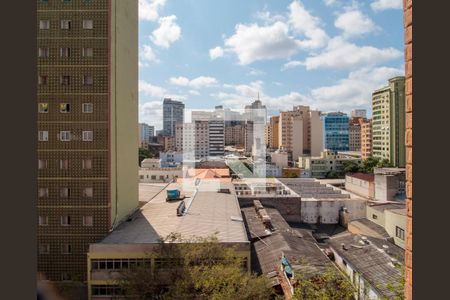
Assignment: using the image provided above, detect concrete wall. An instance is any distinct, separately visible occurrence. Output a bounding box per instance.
[301,199,366,224]
[310,111,324,157]
[110,0,139,226]
[271,152,288,168]
[238,196,302,223]
[366,206,386,228]
[292,116,304,161]
[139,168,183,183]
[374,174,400,201]
[345,176,374,199]
[385,210,406,249]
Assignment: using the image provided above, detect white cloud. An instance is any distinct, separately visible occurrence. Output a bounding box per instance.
[139,0,167,22]
[288,0,329,49]
[254,7,286,24]
[209,47,224,60]
[139,101,163,129]
[139,45,159,67]
[283,60,304,70]
[247,68,266,76]
[169,76,218,89]
[139,80,167,97]
[302,37,402,70]
[151,15,181,48]
[335,9,378,38]
[324,0,337,6]
[310,66,404,111]
[224,21,301,65]
[189,90,200,96]
[371,0,402,11]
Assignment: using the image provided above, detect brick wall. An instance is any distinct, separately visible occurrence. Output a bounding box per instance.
[404,0,412,299]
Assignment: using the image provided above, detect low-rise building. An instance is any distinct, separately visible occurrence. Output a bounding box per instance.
[87,181,250,299]
[298,150,362,179]
[270,150,289,169]
[345,173,375,199]
[139,167,183,183]
[328,232,404,300]
[374,168,406,202]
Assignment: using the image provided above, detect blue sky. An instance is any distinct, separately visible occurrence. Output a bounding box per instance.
[138,0,404,129]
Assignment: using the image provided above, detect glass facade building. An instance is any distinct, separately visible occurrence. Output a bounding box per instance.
[322,112,350,152]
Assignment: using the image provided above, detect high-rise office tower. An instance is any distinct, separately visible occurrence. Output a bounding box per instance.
[322,112,350,152]
[138,123,154,146]
[163,98,185,136]
[372,76,406,167]
[349,117,363,152]
[268,116,280,150]
[37,0,138,285]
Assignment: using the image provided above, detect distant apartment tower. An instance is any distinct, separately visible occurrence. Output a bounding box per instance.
[37,0,138,283]
[349,118,363,152]
[372,77,406,167]
[244,99,267,154]
[138,123,154,146]
[225,124,245,146]
[176,121,209,159]
[350,109,367,119]
[361,119,373,160]
[278,106,323,160]
[209,116,225,157]
[163,98,184,136]
[268,116,280,149]
[321,112,350,152]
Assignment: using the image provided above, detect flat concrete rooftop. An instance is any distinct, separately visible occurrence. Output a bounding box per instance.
[99,181,249,245]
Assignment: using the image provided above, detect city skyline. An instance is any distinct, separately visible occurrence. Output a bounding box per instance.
[138,0,404,130]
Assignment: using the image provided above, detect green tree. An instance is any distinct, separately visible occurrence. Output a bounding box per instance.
[377,159,393,168]
[361,156,380,173]
[292,267,355,300]
[342,160,362,174]
[138,147,152,166]
[383,265,405,300]
[325,170,340,179]
[117,233,275,300]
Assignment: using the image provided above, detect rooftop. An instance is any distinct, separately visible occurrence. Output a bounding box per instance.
[347,172,375,182]
[369,202,406,213]
[99,181,248,245]
[348,218,390,240]
[241,205,333,280]
[329,232,404,298]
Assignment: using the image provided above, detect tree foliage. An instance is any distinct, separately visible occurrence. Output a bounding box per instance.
[292,267,355,300]
[139,147,153,166]
[117,233,275,300]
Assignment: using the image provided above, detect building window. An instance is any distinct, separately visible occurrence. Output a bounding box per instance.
[83,75,93,85]
[61,216,71,226]
[38,103,49,113]
[38,131,49,141]
[38,48,49,58]
[61,20,72,30]
[83,19,93,29]
[83,187,93,198]
[372,214,378,220]
[39,244,50,254]
[60,47,71,58]
[61,244,72,254]
[82,103,93,113]
[60,103,70,113]
[82,47,93,57]
[60,76,70,85]
[38,188,49,198]
[60,188,70,198]
[82,131,93,141]
[82,159,93,169]
[83,216,93,226]
[39,20,50,30]
[38,159,48,169]
[59,131,71,141]
[39,216,49,226]
[59,159,69,169]
[38,75,48,85]
[395,226,405,240]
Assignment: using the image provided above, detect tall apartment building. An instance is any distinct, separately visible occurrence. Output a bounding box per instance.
[361,119,373,160]
[138,123,154,146]
[372,76,406,167]
[175,121,209,159]
[163,98,184,136]
[209,116,225,157]
[268,116,280,149]
[350,109,367,119]
[244,99,267,154]
[225,124,245,146]
[278,106,323,160]
[322,112,350,152]
[349,117,363,152]
[37,0,138,284]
